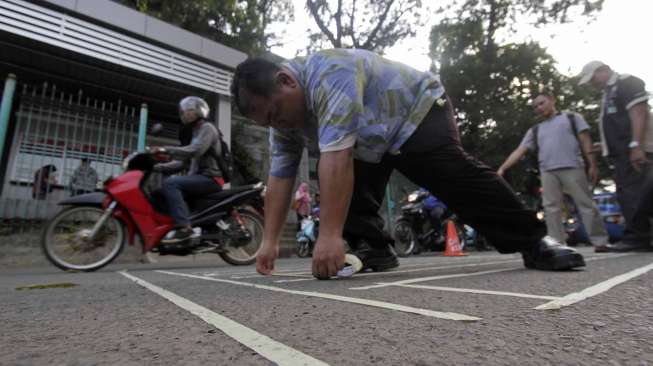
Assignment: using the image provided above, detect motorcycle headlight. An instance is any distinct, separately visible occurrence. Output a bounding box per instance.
[536,211,545,221]
[408,193,419,202]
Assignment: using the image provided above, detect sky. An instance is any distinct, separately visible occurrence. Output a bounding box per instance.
[271,0,652,90]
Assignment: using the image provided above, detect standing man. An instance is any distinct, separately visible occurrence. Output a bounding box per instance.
[231,49,585,279]
[70,158,98,196]
[497,93,609,250]
[578,61,653,252]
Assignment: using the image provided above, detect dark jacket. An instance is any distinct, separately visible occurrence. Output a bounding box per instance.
[600,73,649,157]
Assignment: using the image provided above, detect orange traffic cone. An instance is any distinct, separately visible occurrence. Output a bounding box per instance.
[444,220,467,257]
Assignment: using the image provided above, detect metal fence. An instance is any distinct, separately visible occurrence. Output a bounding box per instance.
[0,82,163,233]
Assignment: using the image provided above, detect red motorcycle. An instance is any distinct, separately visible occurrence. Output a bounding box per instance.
[41,151,265,272]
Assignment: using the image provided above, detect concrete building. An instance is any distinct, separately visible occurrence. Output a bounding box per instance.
[0,0,279,221]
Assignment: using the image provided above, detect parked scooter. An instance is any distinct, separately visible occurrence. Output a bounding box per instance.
[41,150,265,272]
[296,215,319,258]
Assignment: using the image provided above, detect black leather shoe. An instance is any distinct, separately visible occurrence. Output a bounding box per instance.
[521,236,585,270]
[602,241,652,252]
[349,239,399,272]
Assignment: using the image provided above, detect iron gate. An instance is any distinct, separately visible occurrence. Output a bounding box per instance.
[0,82,146,230]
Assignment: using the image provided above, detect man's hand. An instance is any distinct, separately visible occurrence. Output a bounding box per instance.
[256,241,279,275]
[311,235,345,280]
[630,146,651,172]
[497,167,505,177]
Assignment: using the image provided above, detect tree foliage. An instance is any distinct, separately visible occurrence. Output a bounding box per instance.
[304,0,424,53]
[116,0,294,55]
[429,0,604,193]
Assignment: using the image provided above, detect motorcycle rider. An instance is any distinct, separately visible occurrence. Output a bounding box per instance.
[420,188,448,239]
[151,96,225,244]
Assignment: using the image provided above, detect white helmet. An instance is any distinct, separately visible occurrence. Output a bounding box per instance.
[179,96,210,124]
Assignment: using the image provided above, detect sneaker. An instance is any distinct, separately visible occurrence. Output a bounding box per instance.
[161,227,193,244]
[521,236,585,270]
[349,239,399,272]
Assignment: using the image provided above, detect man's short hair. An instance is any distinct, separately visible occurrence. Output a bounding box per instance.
[231,58,282,116]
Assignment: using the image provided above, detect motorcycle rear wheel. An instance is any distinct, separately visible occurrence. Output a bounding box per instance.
[42,206,125,272]
[393,218,416,257]
[219,209,264,265]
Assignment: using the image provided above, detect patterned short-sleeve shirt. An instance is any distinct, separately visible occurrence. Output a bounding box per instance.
[268,49,445,177]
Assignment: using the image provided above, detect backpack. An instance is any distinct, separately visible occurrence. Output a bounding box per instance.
[531,112,589,172]
[213,130,234,183]
[195,120,233,183]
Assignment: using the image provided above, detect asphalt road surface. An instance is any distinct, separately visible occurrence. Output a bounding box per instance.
[2,247,652,366]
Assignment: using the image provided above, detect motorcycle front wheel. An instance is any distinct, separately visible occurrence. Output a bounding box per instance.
[393,218,416,257]
[297,242,312,258]
[219,209,264,265]
[41,206,125,272]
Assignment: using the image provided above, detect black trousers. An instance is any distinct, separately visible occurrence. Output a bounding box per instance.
[612,153,653,244]
[343,98,546,253]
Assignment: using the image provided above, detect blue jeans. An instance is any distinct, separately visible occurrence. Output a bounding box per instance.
[161,175,222,226]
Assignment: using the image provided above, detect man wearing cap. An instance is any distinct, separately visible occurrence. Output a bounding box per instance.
[578,61,653,252]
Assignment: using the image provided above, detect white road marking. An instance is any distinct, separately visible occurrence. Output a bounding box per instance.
[119,271,329,366]
[273,261,522,284]
[351,253,634,289]
[584,253,635,261]
[393,284,560,300]
[228,261,452,279]
[228,256,523,279]
[535,261,653,310]
[156,270,481,321]
[253,254,631,284]
[208,253,625,280]
[228,267,317,279]
[271,272,314,278]
[265,259,524,283]
[275,278,316,283]
[350,267,519,290]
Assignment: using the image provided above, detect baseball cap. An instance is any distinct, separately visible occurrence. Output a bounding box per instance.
[577,60,606,86]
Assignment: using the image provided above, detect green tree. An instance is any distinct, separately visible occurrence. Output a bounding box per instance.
[304,0,424,53]
[429,0,604,193]
[116,0,294,55]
